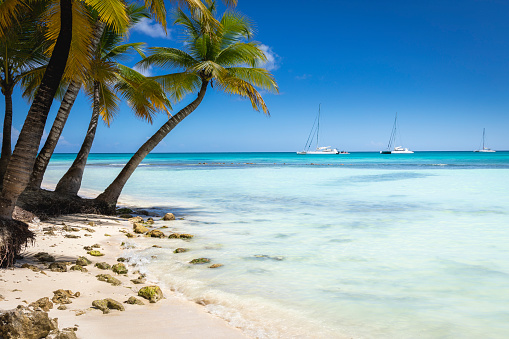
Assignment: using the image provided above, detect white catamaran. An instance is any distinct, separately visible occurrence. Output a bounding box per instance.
[474,128,496,152]
[297,105,348,155]
[380,113,413,154]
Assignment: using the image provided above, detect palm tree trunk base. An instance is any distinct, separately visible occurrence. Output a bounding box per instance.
[18,188,115,220]
[0,219,34,267]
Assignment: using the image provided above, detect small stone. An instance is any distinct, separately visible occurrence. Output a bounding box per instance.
[173,248,188,253]
[128,216,143,223]
[83,246,93,251]
[84,227,95,233]
[161,213,175,221]
[146,217,154,224]
[130,277,146,284]
[116,257,127,262]
[147,230,165,238]
[125,296,144,305]
[92,244,101,248]
[96,274,121,286]
[87,250,104,257]
[189,258,211,265]
[64,234,80,239]
[138,286,163,303]
[133,223,149,234]
[152,245,162,248]
[44,230,56,236]
[29,297,53,311]
[104,233,111,236]
[94,262,111,270]
[69,265,88,272]
[87,221,95,227]
[168,233,193,239]
[118,214,133,219]
[57,305,67,310]
[92,298,125,314]
[112,263,128,275]
[125,233,134,238]
[75,256,92,266]
[209,264,223,269]
[49,262,67,272]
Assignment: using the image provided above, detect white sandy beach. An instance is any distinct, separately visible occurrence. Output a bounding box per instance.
[0,212,248,339]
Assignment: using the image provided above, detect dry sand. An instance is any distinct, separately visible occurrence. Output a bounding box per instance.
[0,213,248,338]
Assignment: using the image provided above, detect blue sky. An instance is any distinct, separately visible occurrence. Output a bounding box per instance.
[3,0,509,152]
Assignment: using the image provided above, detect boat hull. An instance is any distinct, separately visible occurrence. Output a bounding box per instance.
[474,149,496,153]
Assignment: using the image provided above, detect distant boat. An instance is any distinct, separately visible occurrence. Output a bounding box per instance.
[380,113,413,154]
[297,104,349,155]
[474,128,495,152]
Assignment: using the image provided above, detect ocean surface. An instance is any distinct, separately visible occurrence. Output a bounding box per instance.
[42,152,509,338]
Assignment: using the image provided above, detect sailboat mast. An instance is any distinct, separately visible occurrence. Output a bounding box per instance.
[387,113,397,150]
[316,104,321,149]
[482,128,485,150]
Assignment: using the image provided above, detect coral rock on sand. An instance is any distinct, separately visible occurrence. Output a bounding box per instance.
[21,264,42,273]
[161,213,175,221]
[173,248,188,253]
[130,276,146,284]
[52,290,79,305]
[96,274,121,286]
[87,250,104,257]
[128,216,144,223]
[29,297,54,312]
[75,256,92,266]
[112,263,128,275]
[146,230,165,238]
[94,262,111,270]
[34,252,55,263]
[124,296,144,305]
[48,262,68,272]
[69,265,88,272]
[146,217,154,224]
[92,299,125,314]
[0,306,61,339]
[189,258,211,265]
[168,233,194,239]
[209,264,224,269]
[138,286,164,303]
[133,223,149,234]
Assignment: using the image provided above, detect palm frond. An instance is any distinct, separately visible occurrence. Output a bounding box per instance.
[82,0,129,34]
[98,81,119,126]
[215,41,266,67]
[216,75,270,115]
[226,67,278,93]
[191,60,226,80]
[151,72,200,103]
[138,47,197,70]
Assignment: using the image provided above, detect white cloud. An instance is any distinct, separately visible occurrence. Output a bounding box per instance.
[258,44,280,71]
[133,64,153,77]
[132,18,171,40]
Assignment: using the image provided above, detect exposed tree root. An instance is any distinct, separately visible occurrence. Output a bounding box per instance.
[0,218,34,267]
[17,188,115,220]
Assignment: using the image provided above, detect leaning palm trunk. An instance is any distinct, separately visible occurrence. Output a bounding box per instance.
[28,21,106,190]
[28,80,81,189]
[95,80,209,209]
[0,90,13,185]
[0,0,72,267]
[55,81,100,196]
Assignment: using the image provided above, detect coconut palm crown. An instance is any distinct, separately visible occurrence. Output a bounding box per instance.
[138,6,278,114]
[95,6,278,208]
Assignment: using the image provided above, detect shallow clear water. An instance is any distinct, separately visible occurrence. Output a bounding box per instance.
[43,152,509,338]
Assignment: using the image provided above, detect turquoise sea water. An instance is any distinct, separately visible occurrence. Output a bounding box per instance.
[43,152,509,338]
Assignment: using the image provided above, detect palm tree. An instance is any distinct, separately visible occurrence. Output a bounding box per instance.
[96,7,278,209]
[0,4,48,185]
[55,23,170,196]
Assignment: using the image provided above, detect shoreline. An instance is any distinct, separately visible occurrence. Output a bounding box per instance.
[0,210,248,338]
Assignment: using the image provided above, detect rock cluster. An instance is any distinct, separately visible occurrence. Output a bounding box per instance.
[92,299,124,314]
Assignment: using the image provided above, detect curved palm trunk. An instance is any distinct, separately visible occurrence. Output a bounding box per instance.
[0,0,72,219]
[28,21,105,190]
[0,90,13,185]
[55,81,100,196]
[27,80,81,189]
[96,80,209,209]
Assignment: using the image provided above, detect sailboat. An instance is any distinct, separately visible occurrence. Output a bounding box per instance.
[380,113,413,154]
[297,105,348,155]
[474,128,495,152]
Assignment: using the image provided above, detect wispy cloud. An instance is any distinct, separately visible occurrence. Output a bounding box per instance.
[132,18,171,40]
[133,64,153,77]
[295,74,312,80]
[258,44,280,71]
